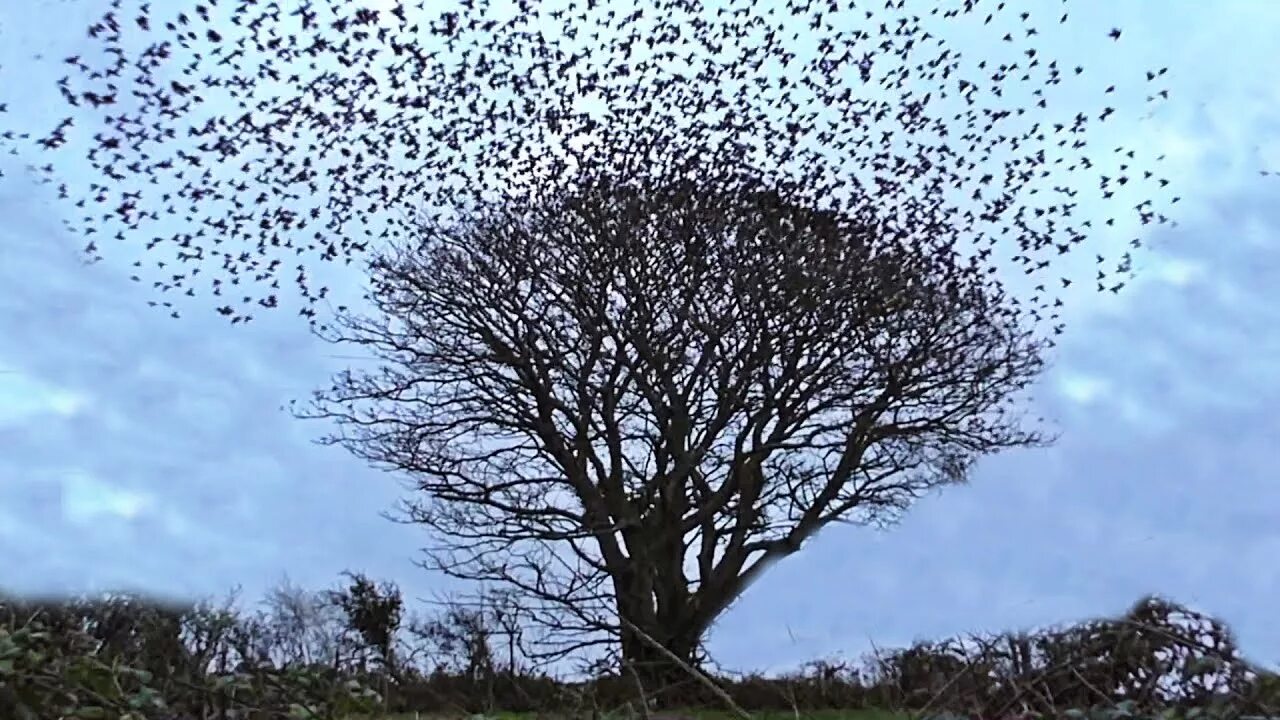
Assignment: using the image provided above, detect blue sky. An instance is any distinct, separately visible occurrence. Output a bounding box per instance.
[2,0,1279,678]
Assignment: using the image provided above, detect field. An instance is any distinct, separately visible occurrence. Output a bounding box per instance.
[362,711,913,720]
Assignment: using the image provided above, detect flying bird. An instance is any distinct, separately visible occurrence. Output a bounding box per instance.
[0,0,1177,340]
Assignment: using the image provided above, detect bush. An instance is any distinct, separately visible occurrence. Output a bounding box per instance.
[2,582,1275,720]
[0,615,168,719]
[0,593,383,720]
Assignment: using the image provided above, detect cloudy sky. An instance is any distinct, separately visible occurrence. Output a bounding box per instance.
[1,0,1278,678]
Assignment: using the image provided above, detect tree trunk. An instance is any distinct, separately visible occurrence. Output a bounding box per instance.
[618,618,709,709]
[608,498,722,709]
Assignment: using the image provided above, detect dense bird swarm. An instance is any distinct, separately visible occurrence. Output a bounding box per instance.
[0,0,1177,337]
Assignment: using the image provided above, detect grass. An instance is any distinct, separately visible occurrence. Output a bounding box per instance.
[363,710,911,720]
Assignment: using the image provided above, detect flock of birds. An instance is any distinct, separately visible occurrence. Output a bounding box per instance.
[0,0,1182,342]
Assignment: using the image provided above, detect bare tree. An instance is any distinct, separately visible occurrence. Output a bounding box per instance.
[414,601,498,680]
[258,574,344,669]
[411,588,530,676]
[300,151,1052,688]
[487,588,528,676]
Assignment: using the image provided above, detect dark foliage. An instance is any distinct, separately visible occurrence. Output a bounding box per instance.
[2,581,1277,719]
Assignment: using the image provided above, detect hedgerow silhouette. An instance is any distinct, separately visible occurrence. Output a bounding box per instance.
[2,577,1276,720]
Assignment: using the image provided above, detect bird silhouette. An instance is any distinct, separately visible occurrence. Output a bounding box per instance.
[0,0,1177,335]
